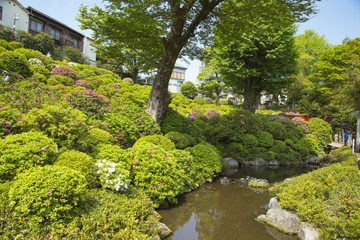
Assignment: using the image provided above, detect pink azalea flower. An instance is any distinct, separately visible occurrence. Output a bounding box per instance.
[152,186,156,189]
[159,182,163,185]
[19,118,22,122]
[41,147,46,151]
[165,155,168,159]
[46,190,51,194]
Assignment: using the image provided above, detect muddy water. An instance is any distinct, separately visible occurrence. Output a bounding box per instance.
[158,166,310,240]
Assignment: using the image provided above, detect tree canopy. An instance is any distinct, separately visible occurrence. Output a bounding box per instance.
[78,0,320,124]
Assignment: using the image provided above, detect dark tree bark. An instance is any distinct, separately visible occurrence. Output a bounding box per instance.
[242,77,261,113]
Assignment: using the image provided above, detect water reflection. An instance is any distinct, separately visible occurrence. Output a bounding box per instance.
[158,166,307,240]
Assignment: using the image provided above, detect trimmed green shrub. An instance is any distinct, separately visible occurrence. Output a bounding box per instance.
[0,39,14,50]
[55,150,99,188]
[255,130,274,148]
[14,48,43,60]
[106,113,139,148]
[298,137,319,155]
[0,107,22,138]
[78,127,114,153]
[133,134,175,151]
[225,142,248,159]
[8,165,87,224]
[21,104,88,149]
[0,131,58,181]
[66,89,111,119]
[165,131,189,149]
[9,41,23,49]
[270,153,360,239]
[61,189,160,239]
[0,50,32,77]
[186,142,222,183]
[242,134,259,148]
[95,159,131,192]
[129,143,196,206]
[161,108,201,137]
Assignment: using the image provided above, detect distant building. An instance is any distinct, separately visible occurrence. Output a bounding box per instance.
[138,62,187,93]
[0,0,29,32]
[27,7,85,51]
[168,63,187,93]
[0,0,96,65]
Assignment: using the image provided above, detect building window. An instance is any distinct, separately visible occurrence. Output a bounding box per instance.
[171,72,185,80]
[71,36,79,48]
[50,27,61,41]
[0,6,3,20]
[30,19,43,33]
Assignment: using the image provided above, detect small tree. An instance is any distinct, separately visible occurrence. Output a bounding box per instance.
[33,32,55,55]
[181,81,199,99]
[62,45,86,64]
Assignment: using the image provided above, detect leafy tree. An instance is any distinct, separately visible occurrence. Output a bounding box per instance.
[216,20,298,112]
[33,32,55,55]
[304,38,360,117]
[287,29,330,108]
[78,0,320,124]
[15,31,36,50]
[197,47,227,105]
[180,81,199,99]
[62,45,86,64]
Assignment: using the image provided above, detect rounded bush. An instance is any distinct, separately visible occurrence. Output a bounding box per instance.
[78,128,114,152]
[242,134,259,148]
[225,142,248,159]
[186,142,222,183]
[55,150,99,188]
[0,51,31,77]
[129,143,195,206]
[9,41,23,49]
[0,131,58,181]
[298,137,319,155]
[133,134,175,151]
[255,130,274,148]
[0,39,14,50]
[14,48,42,60]
[9,165,87,223]
[165,131,189,149]
[21,105,88,149]
[162,108,201,137]
[106,113,139,147]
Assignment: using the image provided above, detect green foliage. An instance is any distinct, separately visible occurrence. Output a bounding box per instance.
[21,104,89,149]
[128,143,197,206]
[66,89,111,119]
[255,130,274,148]
[133,134,175,151]
[78,127,114,153]
[298,137,319,155]
[0,50,32,77]
[55,150,99,188]
[0,107,22,138]
[186,142,222,183]
[33,32,55,55]
[180,81,198,99]
[9,41,23,49]
[63,189,160,239]
[225,142,248,159]
[161,108,201,137]
[0,39,14,50]
[0,25,15,42]
[105,113,140,148]
[9,165,87,224]
[15,48,43,60]
[270,151,360,239]
[0,131,58,181]
[62,45,86,64]
[242,134,259,148]
[165,131,190,149]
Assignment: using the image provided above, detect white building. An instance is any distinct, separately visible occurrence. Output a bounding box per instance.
[0,0,29,32]
[168,63,187,93]
[83,37,97,66]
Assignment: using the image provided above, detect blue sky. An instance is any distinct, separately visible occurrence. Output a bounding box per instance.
[18,0,360,82]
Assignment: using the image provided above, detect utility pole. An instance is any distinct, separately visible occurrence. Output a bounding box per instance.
[13,14,19,32]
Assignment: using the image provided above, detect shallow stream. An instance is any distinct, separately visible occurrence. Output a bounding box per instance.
[158,166,313,240]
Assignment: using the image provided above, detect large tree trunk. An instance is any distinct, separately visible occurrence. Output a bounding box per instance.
[146,45,182,125]
[243,77,261,113]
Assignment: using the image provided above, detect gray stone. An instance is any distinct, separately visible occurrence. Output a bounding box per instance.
[298,222,320,240]
[157,222,172,239]
[308,155,318,165]
[252,157,266,166]
[224,157,239,169]
[269,160,280,166]
[264,198,300,234]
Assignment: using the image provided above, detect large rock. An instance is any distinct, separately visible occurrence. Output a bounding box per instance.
[250,157,266,166]
[298,222,320,240]
[157,222,172,239]
[264,197,300,234]
[224,157,239,169]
